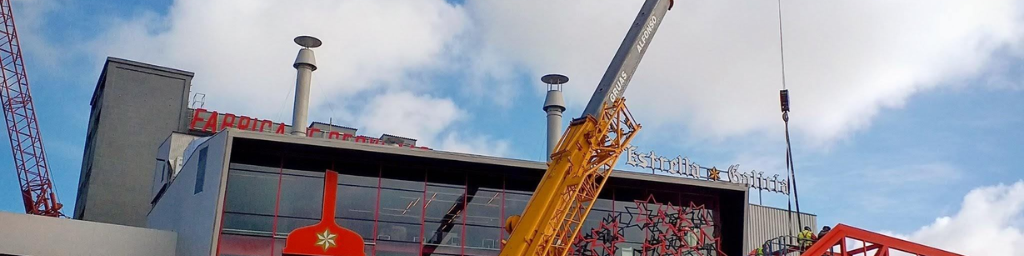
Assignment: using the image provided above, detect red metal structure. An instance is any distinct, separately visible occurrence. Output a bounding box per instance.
[0,0,62,217]
[753,224,963,256]
[802,224,962,256]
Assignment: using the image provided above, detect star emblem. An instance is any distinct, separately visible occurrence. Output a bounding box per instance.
[315,229,337,251]
[708,167,720,181]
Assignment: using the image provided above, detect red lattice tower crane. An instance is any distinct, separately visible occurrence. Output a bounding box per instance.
[0,0,62,217]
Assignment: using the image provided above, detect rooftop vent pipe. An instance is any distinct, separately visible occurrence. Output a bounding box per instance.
[291,36,321,136]
[542,74,567,160]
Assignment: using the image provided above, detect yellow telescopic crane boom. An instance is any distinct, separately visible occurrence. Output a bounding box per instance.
[500,0,674,255]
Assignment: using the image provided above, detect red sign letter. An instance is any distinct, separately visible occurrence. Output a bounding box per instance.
[276,123,286,134]
[222,113,237,129]
[259,120,273,132]
[202,111,219,132]
[190,108,207,131]
[306,127,320,137]
[237,116,251,130]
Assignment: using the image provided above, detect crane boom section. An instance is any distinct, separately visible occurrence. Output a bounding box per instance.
[0,0,62,217]
[581,0,673,118]
[501,1,670,255]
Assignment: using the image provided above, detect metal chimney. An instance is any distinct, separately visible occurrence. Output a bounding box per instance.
[542,74,568,160]
[290,36,321,136]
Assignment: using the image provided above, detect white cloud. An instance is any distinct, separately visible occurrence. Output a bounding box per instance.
[83,0,522,152]
[356,91,463,144]
[78,0,1024,153]
[90,0,470,121]
[463,0,1024,145]
[12,0,69,71]
[888,180,1024,256]
[438,132,511,157]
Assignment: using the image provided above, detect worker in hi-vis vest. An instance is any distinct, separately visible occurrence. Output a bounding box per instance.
[798,226,817,248]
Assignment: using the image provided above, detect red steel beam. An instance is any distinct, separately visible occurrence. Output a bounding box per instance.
[848,244,881,255]
[803,224,961,256]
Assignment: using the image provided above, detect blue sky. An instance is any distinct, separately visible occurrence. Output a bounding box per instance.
[0,0,1022,254]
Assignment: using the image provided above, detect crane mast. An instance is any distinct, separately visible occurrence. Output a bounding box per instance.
[0,0,62,217]
[501,0,673,255]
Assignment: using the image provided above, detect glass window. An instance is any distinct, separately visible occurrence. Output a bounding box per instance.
[337,184,377,220]
[276,216,318,236]
[379,189,423,224]
[339,218,375,239]
[503,192,531,221]
[465,189,502,227]
[225,170,277,215]
[424,184,464,247]
[465,225,501,250]
[195,147,208,194]
[278,173,324,219]
[222,212,273,234]
[424,185,464,223]
[423,223,464,246]
[376,222,421,243]
[338,172,378,187]
[381,165,424,190]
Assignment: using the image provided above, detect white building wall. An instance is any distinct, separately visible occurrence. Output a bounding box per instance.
[148,131,230,256]
[0,211,176,256]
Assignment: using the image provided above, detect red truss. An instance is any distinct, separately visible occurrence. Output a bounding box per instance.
[571,194,725,256]
[0,0,61,217]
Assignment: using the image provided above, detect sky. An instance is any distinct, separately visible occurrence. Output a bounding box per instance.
[0,0,1022,255]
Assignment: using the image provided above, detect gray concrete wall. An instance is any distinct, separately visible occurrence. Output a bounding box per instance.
[148,132,229,256]
[75,57,194,227]
[745,204,818,254]
[0,211,176,256]
[152,132,200,202]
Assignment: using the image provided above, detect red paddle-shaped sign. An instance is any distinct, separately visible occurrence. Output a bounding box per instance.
[283,170,366,256]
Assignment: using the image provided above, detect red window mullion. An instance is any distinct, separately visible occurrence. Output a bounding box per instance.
[373,165,381,256]
[643,188,650,256]
[419,170,427,256]
[461,173,467,255]
[500,174,506,251]
[269,159,285,256]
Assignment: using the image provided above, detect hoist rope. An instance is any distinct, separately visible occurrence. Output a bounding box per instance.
[776,0,804,240]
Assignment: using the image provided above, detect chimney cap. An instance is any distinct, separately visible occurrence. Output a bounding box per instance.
[294,36,322,48]
[541,74,569,85]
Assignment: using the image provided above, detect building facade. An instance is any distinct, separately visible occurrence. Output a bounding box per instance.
[74,57,194,226]
[149,129,750,256]
[48,57,819,256]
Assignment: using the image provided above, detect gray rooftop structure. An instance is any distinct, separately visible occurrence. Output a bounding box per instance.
[75,57,194,227]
